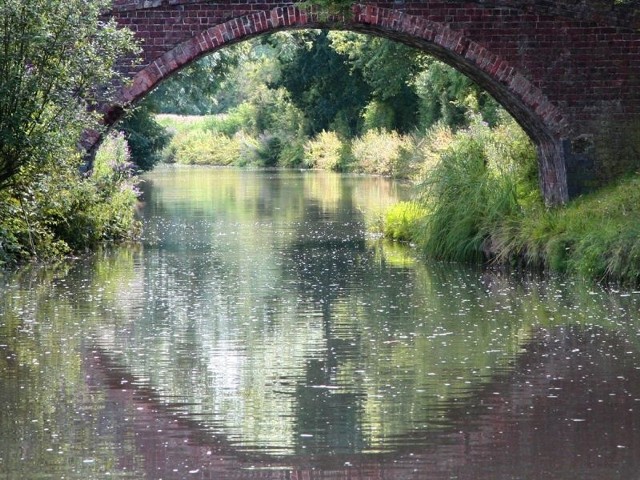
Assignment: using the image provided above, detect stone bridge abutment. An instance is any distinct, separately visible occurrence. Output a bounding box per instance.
[105,1,640,205]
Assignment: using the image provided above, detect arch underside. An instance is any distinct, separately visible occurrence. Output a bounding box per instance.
[113,4,571,204]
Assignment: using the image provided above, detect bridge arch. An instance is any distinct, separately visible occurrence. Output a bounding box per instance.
[108,4,574,204]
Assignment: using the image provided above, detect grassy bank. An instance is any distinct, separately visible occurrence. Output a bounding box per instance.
[492,176,640,284]
[380,116,640,286]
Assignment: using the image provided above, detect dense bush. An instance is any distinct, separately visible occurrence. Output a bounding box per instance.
[361,100,397,132]
[0,132,141,265]
[303,131,346,171]
[158,91,306,167]
[0,0,137,188]
[350,129,416,177]
[203,103,257,136]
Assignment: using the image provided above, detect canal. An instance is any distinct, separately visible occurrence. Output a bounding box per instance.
[1,168,640,479]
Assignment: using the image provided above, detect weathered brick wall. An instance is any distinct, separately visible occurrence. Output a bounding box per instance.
[104,0,640,204]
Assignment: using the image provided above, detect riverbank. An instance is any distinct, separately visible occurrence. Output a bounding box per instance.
[387,175,640,284]
[379,118,640,286]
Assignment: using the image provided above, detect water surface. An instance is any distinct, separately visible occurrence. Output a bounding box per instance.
[2,168,640,479]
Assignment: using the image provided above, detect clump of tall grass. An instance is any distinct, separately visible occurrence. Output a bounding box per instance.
[414,116,537,262]
[382,201,428,242]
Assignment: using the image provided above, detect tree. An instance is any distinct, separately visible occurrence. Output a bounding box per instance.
[329,32,421,133]
[0,0,138,188]
[414,58,499,129]
[277,30,371,137]
[148,50,242,115]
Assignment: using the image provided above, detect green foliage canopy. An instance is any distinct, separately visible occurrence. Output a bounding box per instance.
[0,0,138,188]
[278,30,371,136]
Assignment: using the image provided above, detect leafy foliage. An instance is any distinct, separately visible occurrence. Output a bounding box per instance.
[146,31,502,166]
[330,32,421,132]
[148,51,241,115]
[414,59,500,129]
[118,104,171,171]
[278,31,371,137]
[0,0,140,264]
[166,129,242,166]
[0,132,141,265]
[0,0,138,188]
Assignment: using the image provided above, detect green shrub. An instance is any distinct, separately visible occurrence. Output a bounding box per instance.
[350,129,416,177]
[278,138,306,167]
[158,103,305,168]
[234,132,262,167]
[304,131,345,171]
[0,131,140,265]
[49,132,140,250]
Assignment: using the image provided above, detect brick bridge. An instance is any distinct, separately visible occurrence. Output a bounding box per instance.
[106,1,640,205]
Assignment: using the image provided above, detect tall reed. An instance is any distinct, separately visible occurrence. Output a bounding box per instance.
[415,117,537,262]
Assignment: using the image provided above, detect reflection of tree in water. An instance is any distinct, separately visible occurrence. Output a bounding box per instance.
[281,180,370,454]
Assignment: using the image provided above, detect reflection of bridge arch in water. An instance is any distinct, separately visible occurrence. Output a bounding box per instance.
[87,325,640,479]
